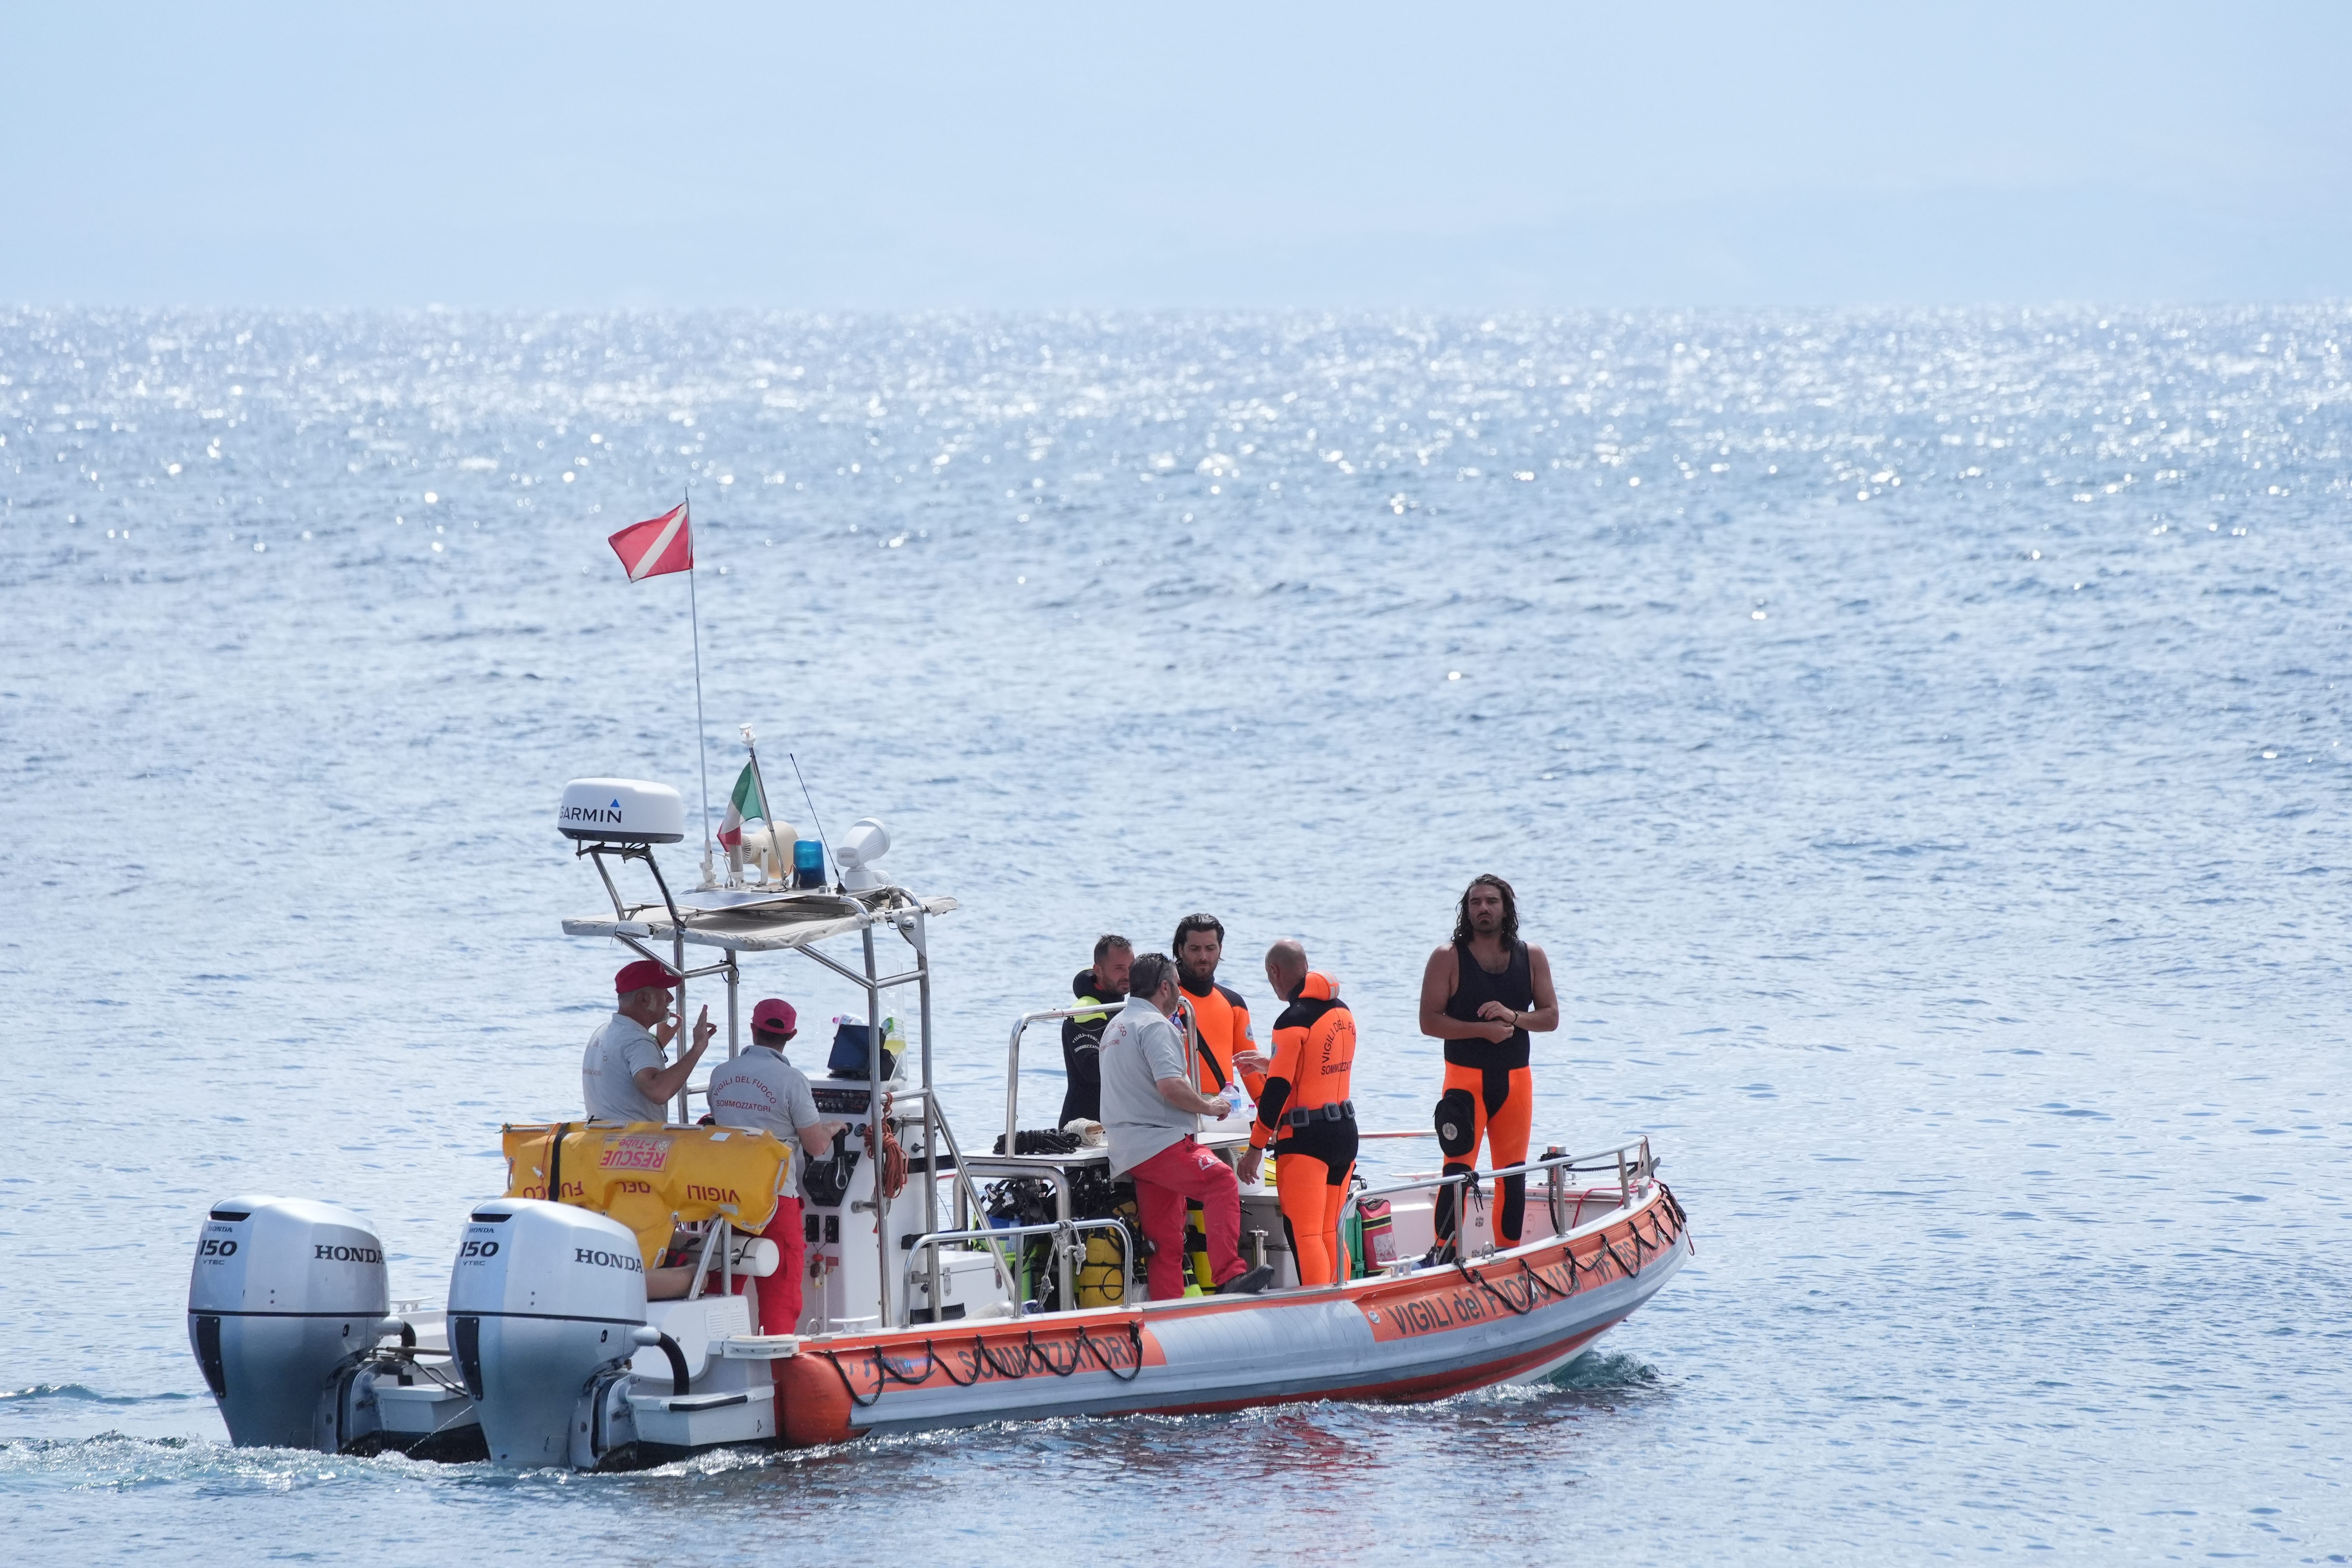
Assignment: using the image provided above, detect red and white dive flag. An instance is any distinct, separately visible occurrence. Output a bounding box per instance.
[608,501,693,581]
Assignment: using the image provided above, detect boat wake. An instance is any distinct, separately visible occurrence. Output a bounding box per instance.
[0,1383,198,1406]
[1548,1349,1661,1392]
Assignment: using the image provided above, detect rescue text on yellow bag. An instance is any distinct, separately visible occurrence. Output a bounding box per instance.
[502,1122,794,1269]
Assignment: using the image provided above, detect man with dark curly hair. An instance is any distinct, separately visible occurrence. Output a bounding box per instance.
[1417,874,1559,1257]
[1172,912,1267,1107]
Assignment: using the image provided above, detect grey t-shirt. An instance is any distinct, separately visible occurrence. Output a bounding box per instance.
[1098,996,1200,1176]
[582,1012,668,1123]
[706,1046,824,1182]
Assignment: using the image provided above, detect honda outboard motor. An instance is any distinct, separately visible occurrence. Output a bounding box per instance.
[448,1198,648,1465]
[187,1195,390,1449]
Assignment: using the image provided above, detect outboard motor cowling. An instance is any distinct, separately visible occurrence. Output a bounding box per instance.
[448,1198,647,1465]
[187,1195,390,1449]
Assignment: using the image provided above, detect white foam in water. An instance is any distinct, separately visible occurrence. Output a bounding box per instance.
[2,306,2347,1562]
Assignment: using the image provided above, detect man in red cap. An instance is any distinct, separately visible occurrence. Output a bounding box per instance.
[705,998,842,1335]
[582,958,713,1124]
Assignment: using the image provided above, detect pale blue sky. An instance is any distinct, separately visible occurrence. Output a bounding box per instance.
[7,1,2347,307]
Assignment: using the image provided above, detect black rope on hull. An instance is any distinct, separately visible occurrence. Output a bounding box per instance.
[821,1317,1152,1410]
[814,1348,886,1410]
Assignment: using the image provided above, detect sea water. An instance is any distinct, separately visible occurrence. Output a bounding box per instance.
[2,307,2346,1563]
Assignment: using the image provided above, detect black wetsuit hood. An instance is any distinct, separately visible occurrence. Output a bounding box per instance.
[1058,968,1125,1126]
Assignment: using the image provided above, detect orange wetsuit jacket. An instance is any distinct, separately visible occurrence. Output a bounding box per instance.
[1181,978,1265,1100]
[1250,972,1355,1151]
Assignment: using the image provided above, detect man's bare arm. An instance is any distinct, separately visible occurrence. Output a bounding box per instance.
[798,1121,846,1159]
[1155,1074,1233,1118]
[1419,946,1512,1042]
[1521,945,1561,1033]
[636,1006,715,1107]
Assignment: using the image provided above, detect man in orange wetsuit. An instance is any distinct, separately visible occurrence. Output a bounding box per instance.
[1174,912,1267,1106]
[1418,874,1559,1258]
[1237,940,1357,1287]
[1172,913,1267,1289]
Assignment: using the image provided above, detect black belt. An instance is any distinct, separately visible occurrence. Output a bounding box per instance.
[1283,1100,1356,1129]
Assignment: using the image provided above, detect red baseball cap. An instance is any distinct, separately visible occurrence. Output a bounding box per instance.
[751,998,797,1036]
[614,959,680,994]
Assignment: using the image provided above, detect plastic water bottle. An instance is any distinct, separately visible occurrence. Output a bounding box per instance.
[1222,1081,1251,1122]
[793,838,824,889]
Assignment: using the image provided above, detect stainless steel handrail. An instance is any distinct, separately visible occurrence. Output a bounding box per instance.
[954,1156,1080,1307]
[1335,1138,1659,1257]
[918,1096,1005,1313]
[901,1219,1134,1327]
[955,1157,1078,1216]
[1003,1005,1116,1153]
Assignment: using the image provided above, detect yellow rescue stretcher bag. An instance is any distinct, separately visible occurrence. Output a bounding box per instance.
[503,1122,794,1269]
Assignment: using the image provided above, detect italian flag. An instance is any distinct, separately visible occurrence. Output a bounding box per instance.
[716,762,765,849]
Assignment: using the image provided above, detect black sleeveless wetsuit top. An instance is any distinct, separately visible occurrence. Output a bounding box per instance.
[1442,940,1533,1071]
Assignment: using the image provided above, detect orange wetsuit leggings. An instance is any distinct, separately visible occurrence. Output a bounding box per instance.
[1436,1062,1533,1247]
[1275,1149,1357,1287]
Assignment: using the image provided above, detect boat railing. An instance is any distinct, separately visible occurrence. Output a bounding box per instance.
[575,846,946,1334]
[901,1218,1134,1328]
[950,1155,1081,1308]
[1002,1005,1109,1155]
[953,1154,1079,1219]
[1336,1137,1657,1257]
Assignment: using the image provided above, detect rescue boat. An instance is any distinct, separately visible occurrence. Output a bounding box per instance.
[185,775,1691,1466]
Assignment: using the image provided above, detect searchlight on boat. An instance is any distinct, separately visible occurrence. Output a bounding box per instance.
[833,817,891,891]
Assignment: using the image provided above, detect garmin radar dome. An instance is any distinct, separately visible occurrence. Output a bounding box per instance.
[557,779,685,845]
[187,1196,392,1449]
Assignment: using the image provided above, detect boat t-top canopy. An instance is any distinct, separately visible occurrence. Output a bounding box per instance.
[563,884,958,954]
[561,804,971,1326]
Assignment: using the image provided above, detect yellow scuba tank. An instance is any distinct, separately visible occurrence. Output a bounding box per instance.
[1075,1230,1128,1307]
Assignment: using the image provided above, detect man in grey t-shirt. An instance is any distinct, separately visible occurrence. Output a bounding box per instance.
[705,996,841,1335]
[1099,952,1273,1300]
[582,959,713,1124]
[706,998,841,1173]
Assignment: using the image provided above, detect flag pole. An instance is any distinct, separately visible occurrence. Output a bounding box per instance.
[686,490,714,890]
[740,725,789,884]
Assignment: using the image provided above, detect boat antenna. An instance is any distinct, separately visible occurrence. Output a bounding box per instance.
[739,725,790,884]
[685,488,715,889]
[787,751,836,889]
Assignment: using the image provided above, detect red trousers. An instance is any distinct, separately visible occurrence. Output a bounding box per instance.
[1131,1136,1244,1300]
[750,1196,806,1336]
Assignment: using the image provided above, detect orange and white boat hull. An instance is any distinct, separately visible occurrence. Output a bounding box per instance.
[776,1181,1690,1446]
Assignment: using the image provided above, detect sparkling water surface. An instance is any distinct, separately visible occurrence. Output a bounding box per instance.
[3,307,2348,1563]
